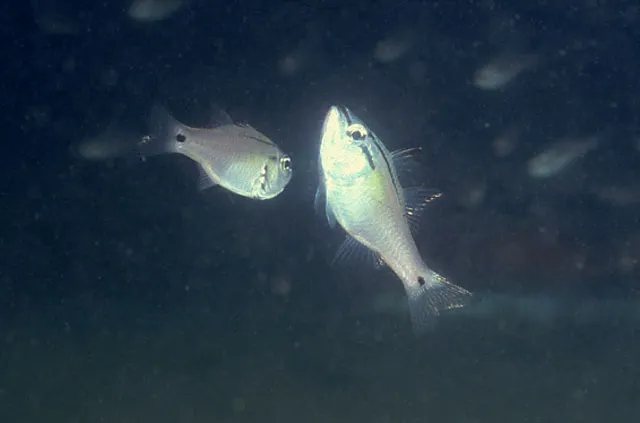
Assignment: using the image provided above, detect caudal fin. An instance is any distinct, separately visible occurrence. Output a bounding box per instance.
[405,269,472,335]
[138,104,183,157]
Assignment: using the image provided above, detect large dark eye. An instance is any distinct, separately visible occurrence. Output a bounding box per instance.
[352,130,365,140]
[346,124,367,142]
[175,132,186,143]
[280,155,292,171]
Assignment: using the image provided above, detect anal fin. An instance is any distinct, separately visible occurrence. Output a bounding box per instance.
[197,165,219,191]
[332,235,385,269]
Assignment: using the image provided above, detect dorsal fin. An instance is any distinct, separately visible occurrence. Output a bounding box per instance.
[206,103,234,128]
[391,147,422,185]
[403,187,442,234]
[236,122,256,130]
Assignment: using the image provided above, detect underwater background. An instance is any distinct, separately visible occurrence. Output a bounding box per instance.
[1,0,640,421]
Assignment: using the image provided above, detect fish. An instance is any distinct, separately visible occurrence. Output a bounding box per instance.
[527,136,599,179]
[473,52,538,90]
[70,127,142,161]
[315,105,472,334]
[31,0,81,35]
[127,0,185,22]
[491,125,520,158]
[139,105,293,200]
[373,29,415,64]
[277,22,325,77]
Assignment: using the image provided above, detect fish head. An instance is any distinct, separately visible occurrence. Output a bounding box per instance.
[319,106,379,184]
[254,152,293,199]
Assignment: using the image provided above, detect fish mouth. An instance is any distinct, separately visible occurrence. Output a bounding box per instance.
[321,105,351,144]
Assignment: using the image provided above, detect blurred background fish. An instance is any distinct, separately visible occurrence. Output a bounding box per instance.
[127,0,186,22]
[473,52,539,90]
[372,28,416,64]
[527,135,600,179]
[30,0,81,35]
[70,126,143,161]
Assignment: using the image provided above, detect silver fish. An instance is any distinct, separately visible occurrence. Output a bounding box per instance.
[70,127,141,161]
[473,53,538,90]
[315,105,472,334]
[140,105,293,200]
[127,0,185,22]
[527,136,599,179]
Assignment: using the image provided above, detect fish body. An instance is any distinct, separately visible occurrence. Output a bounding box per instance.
[71,127,141,161]
[373,29,415,63]
[140,105,293,200]
[527,137,599,179]
[315,105,471,334]
[473,53,538,90]
[128,0,185,22]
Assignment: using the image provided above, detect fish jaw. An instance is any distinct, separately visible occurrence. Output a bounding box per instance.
[319,106,370,184]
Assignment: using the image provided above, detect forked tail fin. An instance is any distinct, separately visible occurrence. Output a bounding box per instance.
[405,268,472,335]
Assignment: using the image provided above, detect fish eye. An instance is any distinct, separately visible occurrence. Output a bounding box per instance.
[175,132,186,143]
[280,155,292,171]
[346,124,367,142]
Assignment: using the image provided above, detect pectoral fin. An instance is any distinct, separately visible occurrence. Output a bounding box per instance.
[314,161,338,228]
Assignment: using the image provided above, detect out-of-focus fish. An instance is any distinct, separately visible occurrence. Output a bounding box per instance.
[373,29,415,64]
[139,105,293,200]
[491,125,520,158]
[315,105,472,334]
[527,136,599,179]
[70,127,142,161]
[31,0,80,35]
[127,0,185,22]
[473,52,538,90]
[589,185,640,206]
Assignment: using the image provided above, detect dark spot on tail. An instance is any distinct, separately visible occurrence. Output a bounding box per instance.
[176,133,186,143]
[417,276,425,286]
